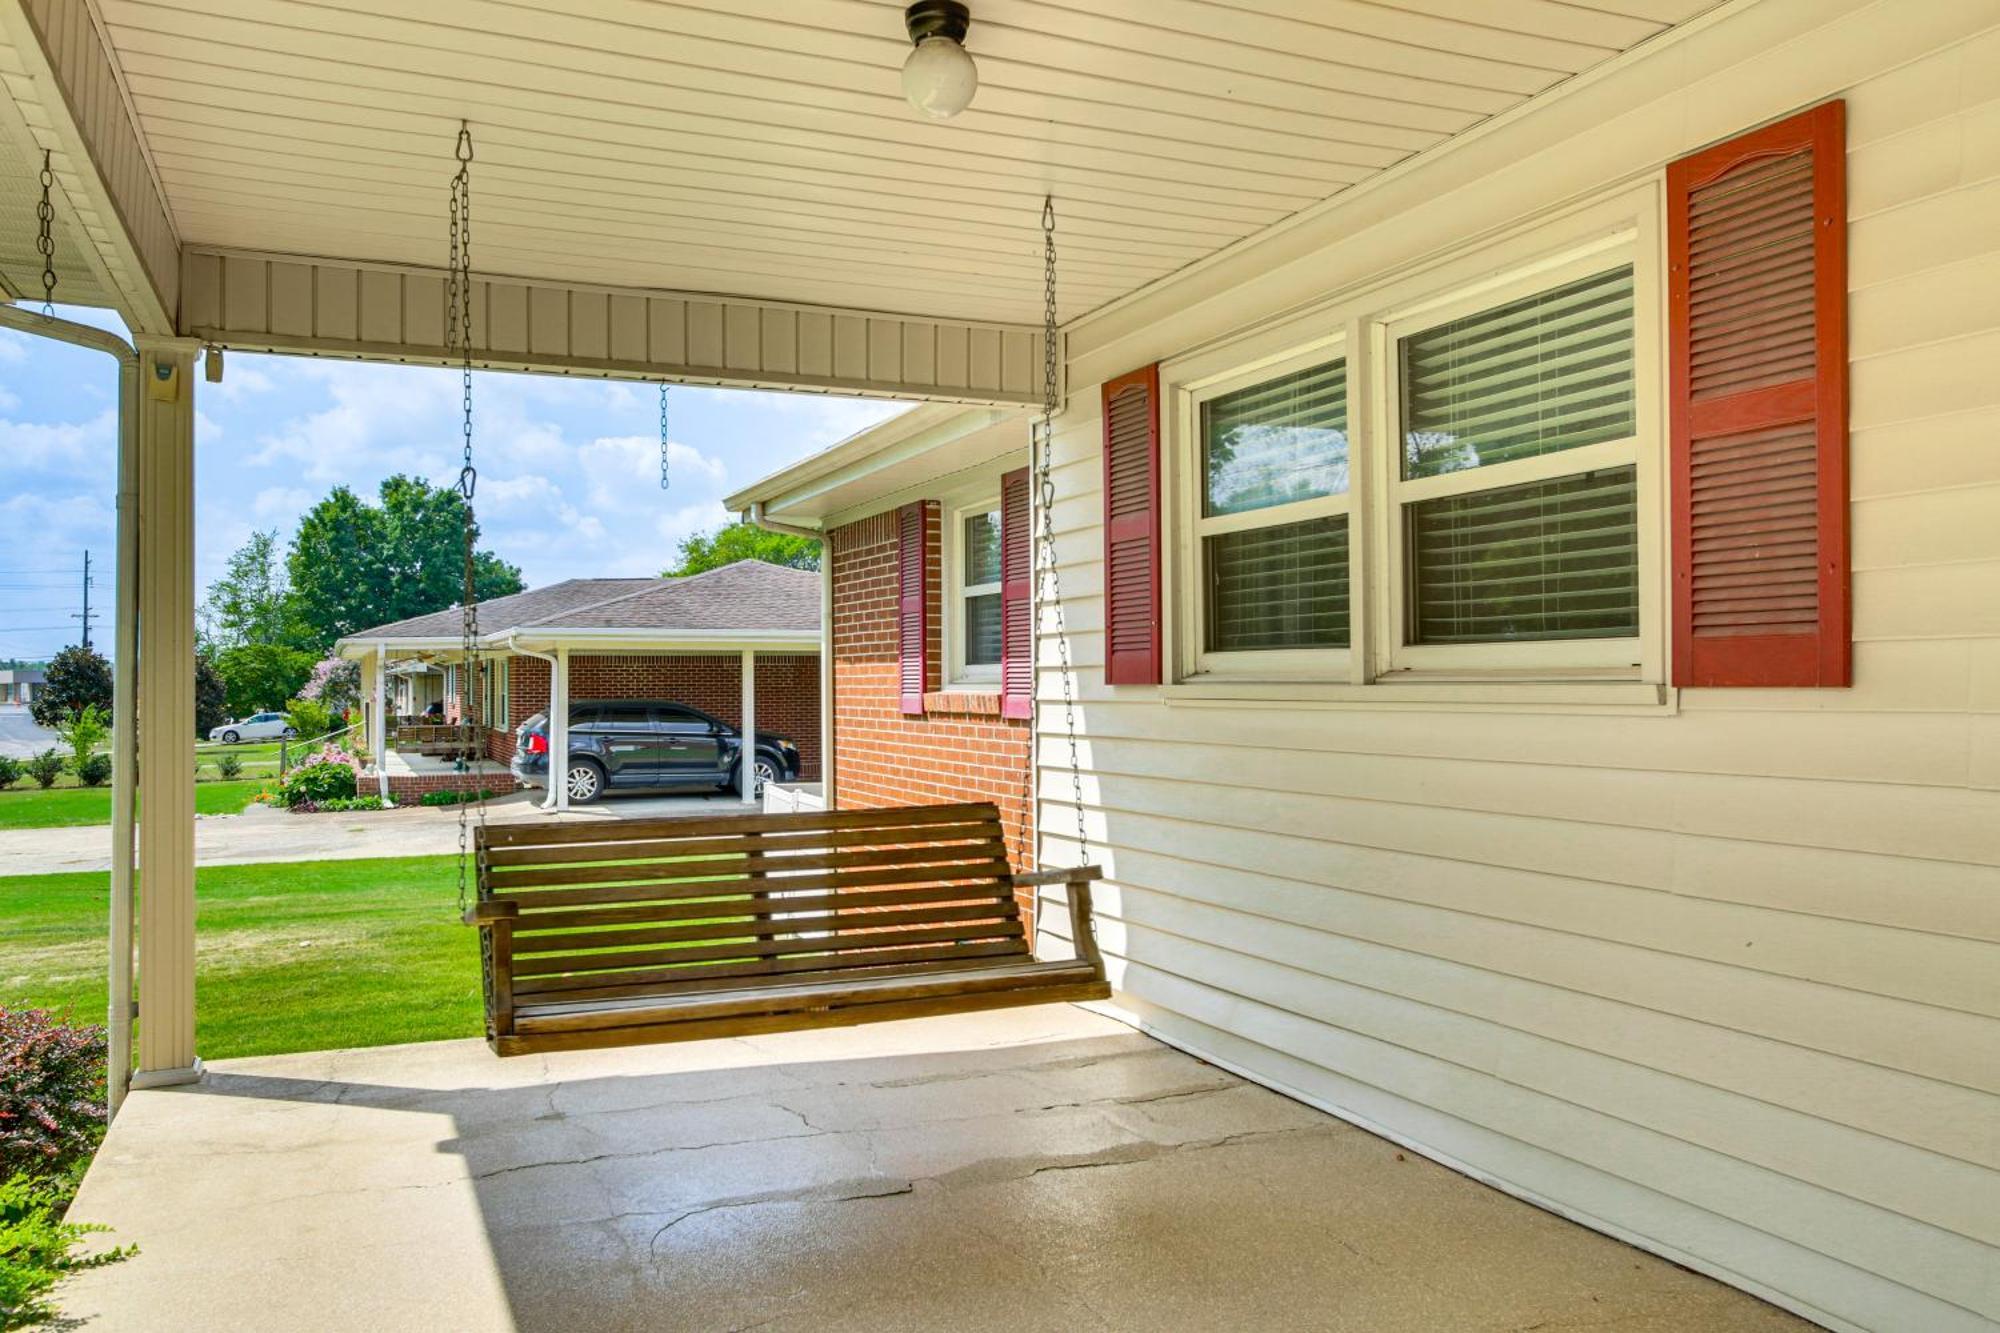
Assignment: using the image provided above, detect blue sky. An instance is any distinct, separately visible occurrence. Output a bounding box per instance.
[0,305,904,661]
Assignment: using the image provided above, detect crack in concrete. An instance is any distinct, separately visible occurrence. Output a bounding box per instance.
[471,1126,829,1181]
[646,1177,918,1259]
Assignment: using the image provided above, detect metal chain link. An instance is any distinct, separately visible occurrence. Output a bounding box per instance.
[668,382,684,490]
[1031,195,1089,868]
[36,151,57,317]
[446,121,491,928]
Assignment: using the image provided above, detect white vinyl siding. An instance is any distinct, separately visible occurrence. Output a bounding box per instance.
[1043,8,2000,1333]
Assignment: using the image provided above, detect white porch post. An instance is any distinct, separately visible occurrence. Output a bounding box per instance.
[372,642,389,801]
[739,648,757,803]
[133,339,201,1089]
[549,647,570,812]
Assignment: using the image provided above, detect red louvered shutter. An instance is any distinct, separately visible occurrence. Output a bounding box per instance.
[896,500,929,715]
[999,467,1034,720]
[1668,102,1849,687]
[1102,364,1162,685]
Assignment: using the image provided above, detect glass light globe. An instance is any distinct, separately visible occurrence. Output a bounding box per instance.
[902,35,977,120]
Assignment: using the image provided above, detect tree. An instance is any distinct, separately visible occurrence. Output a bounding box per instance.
[286,476,524,650]
[214,643,316,718]
[664,523,820,577]
[29,645,112,728]
[195,652,229,737]
[299,656,361,717]
[199,529,294,652]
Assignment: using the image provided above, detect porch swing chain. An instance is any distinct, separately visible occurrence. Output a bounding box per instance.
[659,382,670,491]
[1036,196,1089,868]
[36,150,57,317]
[448,121,489,925]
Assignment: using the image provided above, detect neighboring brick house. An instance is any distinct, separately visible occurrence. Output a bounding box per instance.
[337,560,821,803]
[728,405,1042,918]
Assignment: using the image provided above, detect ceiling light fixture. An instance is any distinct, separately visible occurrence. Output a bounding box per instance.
[901,1,977,121]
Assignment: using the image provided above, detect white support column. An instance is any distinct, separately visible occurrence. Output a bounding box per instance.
[133,338,201,1089]
[549,647,570,812]
[739,649,758,803]
[372,643,389,801]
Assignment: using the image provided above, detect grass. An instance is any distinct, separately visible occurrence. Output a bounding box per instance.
[0,855,484,1058]
[0,779,275,830]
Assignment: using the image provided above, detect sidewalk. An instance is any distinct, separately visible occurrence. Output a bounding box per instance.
[0,789,763,876]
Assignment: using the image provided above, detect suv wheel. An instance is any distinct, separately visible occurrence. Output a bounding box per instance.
[565,759,606,804]
[753,755,781,792]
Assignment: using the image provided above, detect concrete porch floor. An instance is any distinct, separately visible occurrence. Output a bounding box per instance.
[64,1007,1807,1332]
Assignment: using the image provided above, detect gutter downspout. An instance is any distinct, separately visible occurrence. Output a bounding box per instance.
[505,636,563,812]
[744,504,832,808]
[1,305,140,1120]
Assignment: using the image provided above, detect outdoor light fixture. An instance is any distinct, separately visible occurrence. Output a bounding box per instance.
[901,1,976,120]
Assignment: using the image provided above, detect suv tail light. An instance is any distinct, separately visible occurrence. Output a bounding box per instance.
[525,732,549,755]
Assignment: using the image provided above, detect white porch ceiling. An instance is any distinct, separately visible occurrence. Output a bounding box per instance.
[44,0,1718,330]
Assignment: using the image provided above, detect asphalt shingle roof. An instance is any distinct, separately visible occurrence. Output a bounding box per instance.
[342,561,818,641]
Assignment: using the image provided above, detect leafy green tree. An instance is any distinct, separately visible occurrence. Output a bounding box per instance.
[286,476,523,649]
[199,529,296,652]
[55,704,108,775]
[664,523,820,577]
[28,646,112,729]
[215,644,316,718]
[195,652,229,737]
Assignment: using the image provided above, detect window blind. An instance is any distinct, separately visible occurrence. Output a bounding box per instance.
[1407,467,1638,644]
[1206,515,1350,652]
[1204,359,1348,515]
[1403,267,1636,479]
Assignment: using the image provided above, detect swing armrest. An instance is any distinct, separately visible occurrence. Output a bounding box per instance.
[1008,865,1105,975]
[1007,865,1103,889]
[463,900,518,928]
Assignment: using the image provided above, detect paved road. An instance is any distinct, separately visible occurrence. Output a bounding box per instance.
[0,706,58,758]
[0,789,762,876]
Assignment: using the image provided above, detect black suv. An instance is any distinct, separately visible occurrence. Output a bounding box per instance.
[511,700,800,804]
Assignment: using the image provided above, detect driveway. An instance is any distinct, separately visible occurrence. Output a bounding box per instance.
[0,789,765,876]
[0,705,58,758]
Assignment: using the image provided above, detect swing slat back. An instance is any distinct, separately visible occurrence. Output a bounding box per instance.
[468,801,1106,1055]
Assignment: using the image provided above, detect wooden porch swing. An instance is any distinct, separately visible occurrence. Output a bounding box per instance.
[439,127,1107,1055]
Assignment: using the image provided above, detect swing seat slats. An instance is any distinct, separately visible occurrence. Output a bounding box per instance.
[467,801,1107,1056]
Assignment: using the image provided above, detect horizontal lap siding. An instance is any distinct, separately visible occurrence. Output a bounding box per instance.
[830,509,1035,920]
[1043,15,2000,1333]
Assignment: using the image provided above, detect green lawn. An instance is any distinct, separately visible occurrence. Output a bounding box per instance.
[1,856,483,1058]
[0,778,274,829]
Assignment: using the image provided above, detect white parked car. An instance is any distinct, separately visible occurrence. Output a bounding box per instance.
[209,712,296,744]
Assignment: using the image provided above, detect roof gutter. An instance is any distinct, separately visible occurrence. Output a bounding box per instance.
[745,501,821,540]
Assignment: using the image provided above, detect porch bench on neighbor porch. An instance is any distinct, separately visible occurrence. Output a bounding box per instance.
[465,801,1107,1055]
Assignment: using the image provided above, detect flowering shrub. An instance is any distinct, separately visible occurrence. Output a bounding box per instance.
[280,759,358,810]
[0,1009,105,1182]
[297,656,361,715]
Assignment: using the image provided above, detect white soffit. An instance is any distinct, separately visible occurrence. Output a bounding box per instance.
[90,0,1718,328]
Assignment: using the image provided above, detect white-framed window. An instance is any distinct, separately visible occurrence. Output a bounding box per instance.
[1174,334,1351,680]
[1165,188,1662,689]
[948,498,1003,685]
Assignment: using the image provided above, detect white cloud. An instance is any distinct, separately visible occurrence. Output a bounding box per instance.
[252,486,314,520]
[0,408,115,471]
[0,329,28,363]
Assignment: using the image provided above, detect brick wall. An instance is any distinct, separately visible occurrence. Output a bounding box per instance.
[830,506,1035,919]
[492,651,820,780]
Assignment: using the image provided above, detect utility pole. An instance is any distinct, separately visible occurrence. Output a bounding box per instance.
[74,549,97,650]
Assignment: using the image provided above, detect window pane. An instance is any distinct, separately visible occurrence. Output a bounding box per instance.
[963,510,1002,587]
[965,592,1002,666]
[1407,467,1638,644]
[1205,515,1349,652]
[1204,359,1348,516]
[1402,266,1635,479]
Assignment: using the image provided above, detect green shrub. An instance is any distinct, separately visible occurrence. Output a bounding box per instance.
[282,697,334,744]
[306,796,388,813]
[72,755,111,789]
[417,788,499,807]
[22,753,62,792]
[54,706,108,780]
[215,753,244,781]
[278,759,356,810]
[0,756,21,790]
[0,1171,132,1329]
